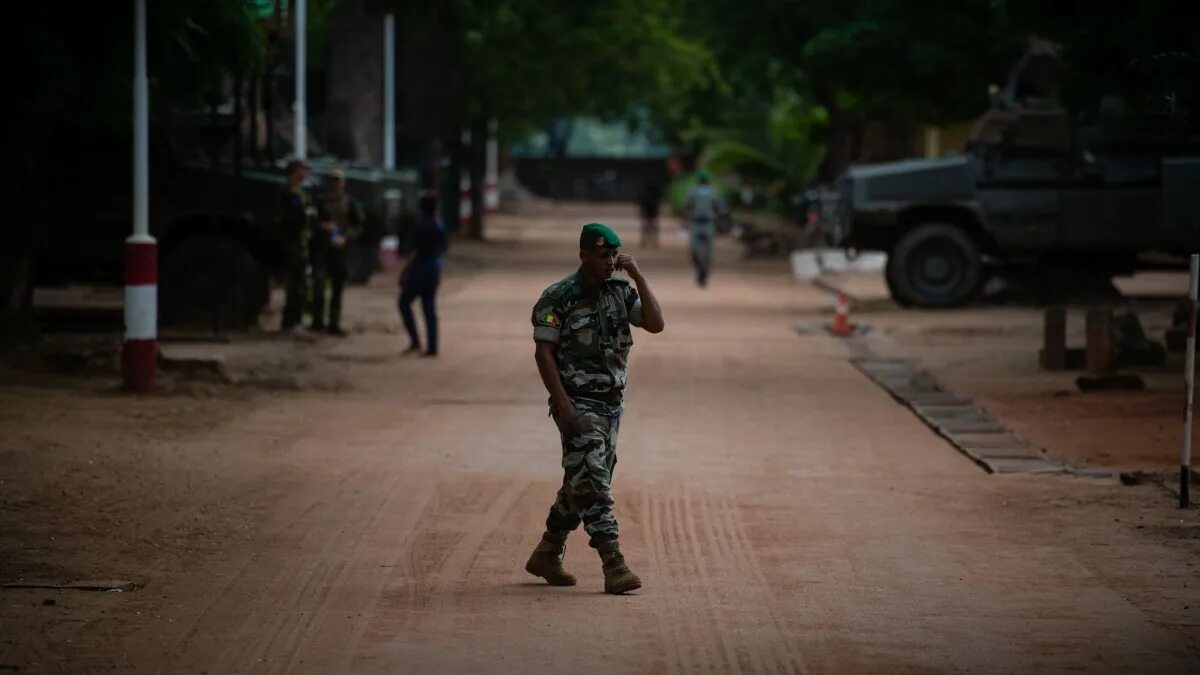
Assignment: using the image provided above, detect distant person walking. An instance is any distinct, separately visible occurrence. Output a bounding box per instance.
[312,168,364,336]
[278,159,317,332]
[685,170,725,288]
[637,182,662,248]
[398,191,447,357]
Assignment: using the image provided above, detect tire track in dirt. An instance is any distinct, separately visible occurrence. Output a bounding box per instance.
[277,476,437,673]
[641,488,685,675]
[676,481,757,675]
[707,489,810,675]
[163,401,428,673]
[654,482,724,675]
[705,488,784,674]
[668,483,746,674]
[424,478,530,623]
[335,474,533,669]
[197,462,409,673]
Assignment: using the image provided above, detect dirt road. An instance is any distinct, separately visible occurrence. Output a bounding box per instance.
[2,207,1198,673]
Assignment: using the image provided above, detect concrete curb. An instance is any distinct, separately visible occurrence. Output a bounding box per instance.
[853,357,1080,476]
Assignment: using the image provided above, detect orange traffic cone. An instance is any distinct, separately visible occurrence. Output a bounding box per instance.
[830,294,853,336]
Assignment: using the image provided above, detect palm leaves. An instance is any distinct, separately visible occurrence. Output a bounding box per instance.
[701,91,828,198]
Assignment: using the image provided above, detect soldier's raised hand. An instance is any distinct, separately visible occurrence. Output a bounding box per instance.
[614,253,640,277]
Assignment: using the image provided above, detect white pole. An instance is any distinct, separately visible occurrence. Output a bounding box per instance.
[124,0,157,392]
[133,0,149,238]
[294,0,307,159]
[459,129,472,229]
[1181,254,1198,508]
[383,13,396,170]
[485,118,499,212]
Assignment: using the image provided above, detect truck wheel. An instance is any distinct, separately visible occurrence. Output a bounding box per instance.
[886,223,982,308]
[884,271,913,308]
[161,234,268,330]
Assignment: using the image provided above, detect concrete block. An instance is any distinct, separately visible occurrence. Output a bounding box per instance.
[1085,308,1116,375]
[1041,306,1067,370]
[790,251,822,282]
[937,419,1009,434]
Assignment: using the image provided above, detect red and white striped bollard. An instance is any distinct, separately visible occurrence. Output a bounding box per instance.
[123,234,157,392]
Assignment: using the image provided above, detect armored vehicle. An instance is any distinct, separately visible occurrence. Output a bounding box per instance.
[832,108,1200,307]
[35,128,419,328]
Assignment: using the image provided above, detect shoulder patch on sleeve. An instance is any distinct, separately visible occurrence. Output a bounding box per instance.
[537,311,560,328]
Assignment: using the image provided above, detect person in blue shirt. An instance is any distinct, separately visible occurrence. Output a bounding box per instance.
[398,191,447,357]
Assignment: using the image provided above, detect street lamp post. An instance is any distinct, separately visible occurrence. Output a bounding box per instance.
[123,0,157,393]
[383,13,396,171]
[485,119,499,212]
[294,0,307,159]
[459,129,472,231]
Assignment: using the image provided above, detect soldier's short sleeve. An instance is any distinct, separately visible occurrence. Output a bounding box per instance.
[626,286,645,327]
[532,294,564,343]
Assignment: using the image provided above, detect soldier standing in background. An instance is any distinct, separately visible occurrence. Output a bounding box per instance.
[279,159,316,332]
[637,182,662,249]
[525,223,665,594]
[685,170,726,288]
[313,168,364,336]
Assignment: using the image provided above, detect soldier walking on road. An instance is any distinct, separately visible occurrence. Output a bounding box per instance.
[526,223,665,594]
[279,159,317,332]
[685,170,726,288]
[313,168,364,336]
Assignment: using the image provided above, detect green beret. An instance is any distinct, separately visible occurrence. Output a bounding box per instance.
[580,222,621,250]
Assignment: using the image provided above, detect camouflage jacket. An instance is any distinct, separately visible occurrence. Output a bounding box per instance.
[315,193,365,253]
[532,270,645,411]
[278,185,316,252]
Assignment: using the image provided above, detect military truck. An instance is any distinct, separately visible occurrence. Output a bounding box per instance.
[830,107,1200,308]
[35,128,419,329]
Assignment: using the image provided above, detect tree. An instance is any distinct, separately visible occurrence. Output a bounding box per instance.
[701,89,828,200]
[375,0,717,238]
[665,0,1022,177]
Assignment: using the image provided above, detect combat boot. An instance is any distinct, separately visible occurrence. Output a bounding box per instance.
[596,540,642,594]
[524,532,577,586]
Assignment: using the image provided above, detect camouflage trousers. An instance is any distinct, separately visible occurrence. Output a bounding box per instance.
[545,401,621,547]
[690,223,715,286]
[281,247,309,330]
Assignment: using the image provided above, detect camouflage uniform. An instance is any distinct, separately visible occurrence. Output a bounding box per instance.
[686,182,724,287]
[279,184,316,329]
[312,192,364,331]
[532,270,645,546]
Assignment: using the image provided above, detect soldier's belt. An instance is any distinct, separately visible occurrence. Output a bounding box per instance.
[573,390,623,404]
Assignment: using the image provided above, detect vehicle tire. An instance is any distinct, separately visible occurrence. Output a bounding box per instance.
[885,223,983,308]
[883,269,913,308]
[161,233,269,330]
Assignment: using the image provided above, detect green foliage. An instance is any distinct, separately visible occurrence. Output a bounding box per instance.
[800,0,1021,124]
[701,90,828,197]
[379,0,717,139]
[153,1,267,105]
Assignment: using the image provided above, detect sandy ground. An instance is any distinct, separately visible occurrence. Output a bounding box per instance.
[817,268,1198,471]
[1,206,1198,673]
